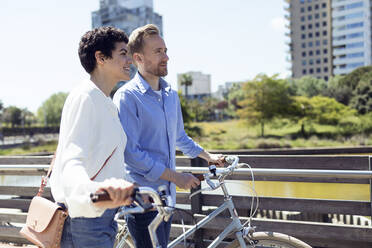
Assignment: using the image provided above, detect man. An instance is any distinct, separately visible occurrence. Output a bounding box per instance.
[113,24,224,247]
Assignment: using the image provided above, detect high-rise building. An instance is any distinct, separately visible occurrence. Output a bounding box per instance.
[92,0,163,36]
[177,71,211,100]
[285,0,372,79]
[285,0,333,80]
[332,0,372,75]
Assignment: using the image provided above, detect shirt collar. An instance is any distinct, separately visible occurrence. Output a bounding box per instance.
[135,72,171,94]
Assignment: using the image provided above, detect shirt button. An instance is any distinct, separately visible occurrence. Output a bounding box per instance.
[158,98,161,102]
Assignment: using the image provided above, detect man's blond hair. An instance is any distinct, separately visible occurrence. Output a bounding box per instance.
[128,24,160,55]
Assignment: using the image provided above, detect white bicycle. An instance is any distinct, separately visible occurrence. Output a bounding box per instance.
[91,156,312,248]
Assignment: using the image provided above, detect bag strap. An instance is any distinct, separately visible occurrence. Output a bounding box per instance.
[37,147,117,197]
[90,147,117,181]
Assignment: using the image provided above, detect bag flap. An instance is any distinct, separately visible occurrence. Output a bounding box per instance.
[26,196,62,232]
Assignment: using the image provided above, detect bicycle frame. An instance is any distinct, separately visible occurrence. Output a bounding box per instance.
[168,183,247,248]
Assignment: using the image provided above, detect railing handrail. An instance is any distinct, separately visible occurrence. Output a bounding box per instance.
[1,165,372,179]
[176,167,372,179]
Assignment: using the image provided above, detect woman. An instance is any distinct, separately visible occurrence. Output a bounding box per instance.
[49,26,133,247]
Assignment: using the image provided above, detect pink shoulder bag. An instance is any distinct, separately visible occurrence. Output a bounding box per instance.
[20,148,116,248]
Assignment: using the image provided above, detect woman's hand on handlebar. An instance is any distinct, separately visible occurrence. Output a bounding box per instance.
[93,178,134,209]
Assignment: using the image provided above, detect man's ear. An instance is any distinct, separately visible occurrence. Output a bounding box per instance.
[95,51,105,65]
[132,53,142,64]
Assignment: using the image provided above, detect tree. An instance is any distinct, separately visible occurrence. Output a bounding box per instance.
[237,74,292,136]
[3,106,22,127]
[226,83,245,118]
[350,71,372,114]
[180,73,193,98]
[288,96,315,137]
[290,76,327,97]
[37,92,68,126]
[337,66,372,105]
[323,75,350,104]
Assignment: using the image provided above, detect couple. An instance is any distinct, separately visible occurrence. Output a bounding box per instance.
[50,24,224,248]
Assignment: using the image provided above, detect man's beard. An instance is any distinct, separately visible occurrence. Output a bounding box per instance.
[145,61,168,77]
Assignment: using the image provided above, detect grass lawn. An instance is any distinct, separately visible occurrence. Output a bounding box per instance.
[0,141,57,156]
[190,119,372,150]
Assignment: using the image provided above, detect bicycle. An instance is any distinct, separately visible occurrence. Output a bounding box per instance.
[91,156,312,248]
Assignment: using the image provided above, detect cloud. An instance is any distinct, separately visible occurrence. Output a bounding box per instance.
[269,17,286,33]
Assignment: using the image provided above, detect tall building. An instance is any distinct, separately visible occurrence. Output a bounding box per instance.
[177,71,211,100]
[92,0,163,36]
[332,0,372,75]
[286,0,372,79]
[285,0,333,80]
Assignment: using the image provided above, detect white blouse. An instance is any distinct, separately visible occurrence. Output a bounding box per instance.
[50,80,127,218]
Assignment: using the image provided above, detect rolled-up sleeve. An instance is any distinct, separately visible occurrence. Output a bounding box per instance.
[113,91,166,182]
[175,96,203,158]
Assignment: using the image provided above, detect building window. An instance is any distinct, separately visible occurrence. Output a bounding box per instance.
[322,12,327,17]
[316,58,321,64]
[309,68,314,74]
[323,39,327,45]
[308,24,313,29]
[308,6,312,11]
[308,15,312,20]
[323,30,327,35]
[301,42,306,48]
[302,60,307,65]
[324,76,328,81]
[309,59,314,65]
[322,3,326,8]
[301,16,305,21]
[308,41,313,47]
[301,34,306,39]
[323,49,327,54]
[301,7,305,13]
[322,21,327,26]
[302,69,307,74]
[315,22,320,28]
[309,50,313,56]
[301,25,305,30]
[308,33,313,38]
[315,31,320,37]
[324,67,328,72]
[302,51,306,57]
[315,4,319,9]
[316,40,320,46]
[316,49,320,55]
[324,58,328,63]
[315,13,320,19]
[316,68,321,73]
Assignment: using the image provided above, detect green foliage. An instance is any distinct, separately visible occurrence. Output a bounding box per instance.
[337,66,372,105]
[180,73,193,97]
[226,83,245,118]
[178,92,193,124]
[350,71,372,114]
[324,75,350,104]
[37,92,68,126]
[309,96,356,125]
[237,74,292,136]
[290,76,327,97]
[2,106,22,127]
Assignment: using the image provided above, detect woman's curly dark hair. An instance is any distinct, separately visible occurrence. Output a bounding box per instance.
[78,26,129,73]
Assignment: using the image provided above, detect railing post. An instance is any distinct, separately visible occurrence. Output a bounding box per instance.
[369,156,372,224]
[190,157,206,247]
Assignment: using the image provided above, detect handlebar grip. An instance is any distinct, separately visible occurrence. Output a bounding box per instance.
[195,174,205,181]
[208,156,226,166]
[90,191,111,203]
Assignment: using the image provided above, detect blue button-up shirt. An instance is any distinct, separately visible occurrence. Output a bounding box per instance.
[113,73,203,202]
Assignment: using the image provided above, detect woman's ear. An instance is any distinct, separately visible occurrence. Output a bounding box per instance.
[95,51,105,65]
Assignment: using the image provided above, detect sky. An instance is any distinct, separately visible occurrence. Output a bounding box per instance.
[0,0,288,113]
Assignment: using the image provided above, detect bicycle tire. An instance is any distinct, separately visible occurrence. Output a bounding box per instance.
[227,231,312,248]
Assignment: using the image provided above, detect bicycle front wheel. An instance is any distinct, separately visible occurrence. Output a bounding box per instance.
[227,231,312,248]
